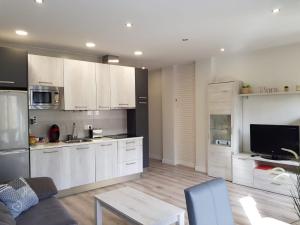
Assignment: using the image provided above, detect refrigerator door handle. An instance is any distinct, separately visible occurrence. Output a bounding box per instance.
[0,149,28,155]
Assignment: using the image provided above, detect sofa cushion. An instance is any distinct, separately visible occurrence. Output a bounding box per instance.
[16,197,77,225]
[0,202,16,225]
[25,177,58,201]
[0,178,39,218]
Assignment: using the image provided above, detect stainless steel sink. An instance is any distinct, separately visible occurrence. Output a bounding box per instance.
[63,138,92,144]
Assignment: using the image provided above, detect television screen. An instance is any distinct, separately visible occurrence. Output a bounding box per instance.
[250,124,300,159]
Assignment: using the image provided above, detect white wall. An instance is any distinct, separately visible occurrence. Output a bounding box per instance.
[161,63,196,167]
[148,69,163,160]
[195,43,300,172]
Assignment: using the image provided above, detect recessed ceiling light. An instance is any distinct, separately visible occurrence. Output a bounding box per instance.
[142,67,146,70]
[15,30,28,36]
[220,48,225,52]
[182,38,189,42]
[86,42,95,48]
[134,51,143,56]
[34,0,44,4]
[126,22,133,28]
[272,8,280,14]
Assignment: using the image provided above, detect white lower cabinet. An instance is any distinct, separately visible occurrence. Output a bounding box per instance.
[30,138,143,191]
[67,145,96,187]
[117,138,143,176]
[30,147,69,190]
[96,142,118,182]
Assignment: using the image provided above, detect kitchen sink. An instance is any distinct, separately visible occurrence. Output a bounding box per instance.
[63,138,92,144]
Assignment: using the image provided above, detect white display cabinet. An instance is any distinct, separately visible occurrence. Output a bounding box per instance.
[207,81,241,181]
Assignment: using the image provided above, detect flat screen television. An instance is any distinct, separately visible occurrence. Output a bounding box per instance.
[250,124,300,160]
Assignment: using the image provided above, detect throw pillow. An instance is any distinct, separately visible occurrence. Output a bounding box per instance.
[0,202,16,225]
[0,178,39,218]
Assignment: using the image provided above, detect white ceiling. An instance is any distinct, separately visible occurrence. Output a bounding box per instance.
[0,0,300,69]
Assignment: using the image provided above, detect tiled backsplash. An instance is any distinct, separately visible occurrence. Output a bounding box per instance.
[29,110,127,140]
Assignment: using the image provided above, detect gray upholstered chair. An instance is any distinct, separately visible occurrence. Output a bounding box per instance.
[184,178,234,225]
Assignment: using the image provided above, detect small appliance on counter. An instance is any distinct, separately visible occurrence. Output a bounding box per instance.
[48,124,60,142]
[92,129,103,138]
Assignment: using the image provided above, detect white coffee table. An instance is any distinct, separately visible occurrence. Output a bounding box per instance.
[95,187,185,225]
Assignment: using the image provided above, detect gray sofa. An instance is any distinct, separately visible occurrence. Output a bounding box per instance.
[0,177,77,225]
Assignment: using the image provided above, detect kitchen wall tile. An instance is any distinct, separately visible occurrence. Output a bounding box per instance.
[29,110,127,140]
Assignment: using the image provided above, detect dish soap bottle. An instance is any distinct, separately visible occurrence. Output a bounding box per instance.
[88,126,93,139]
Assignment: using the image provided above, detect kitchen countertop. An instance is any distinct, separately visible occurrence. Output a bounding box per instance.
[30,136,143,151]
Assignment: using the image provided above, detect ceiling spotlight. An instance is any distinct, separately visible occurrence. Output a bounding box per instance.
[86,42,95,48]
[182,38,189,42]
[34,0,44,4]
[134,51,143,56]
[126,22,133,28]
[16,30,28,36]
[142,67,146,70]
[272,8,280,14]
[220,48,225,52]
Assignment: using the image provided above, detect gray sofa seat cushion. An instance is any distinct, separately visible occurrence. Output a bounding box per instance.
[25,177,57,201]
[0,202,15,225]
[16,198,77,225]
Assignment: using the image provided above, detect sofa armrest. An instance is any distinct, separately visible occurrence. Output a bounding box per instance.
[25,177,58,200]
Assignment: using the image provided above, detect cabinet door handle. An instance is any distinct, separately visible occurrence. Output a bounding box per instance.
[75,106,88,109]
[119,103,129,106]
[126,141,135,144]
[126,148,136,151]
[76,147,90,150]
[139,101,147,104]
[38,81,53,85]
[0,81,15,84]
[126,162,136,166]
[101,144,113,147]
[138,97,147,99]
[43,150,59,154]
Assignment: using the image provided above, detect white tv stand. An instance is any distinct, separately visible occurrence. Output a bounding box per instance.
[232,153,298,196]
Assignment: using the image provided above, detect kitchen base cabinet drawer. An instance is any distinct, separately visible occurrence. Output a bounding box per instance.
[118,146,142,163]
[118,160,142,177]
[118,138,142,149]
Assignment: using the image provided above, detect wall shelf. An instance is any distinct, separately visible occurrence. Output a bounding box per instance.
[239,91,300,97]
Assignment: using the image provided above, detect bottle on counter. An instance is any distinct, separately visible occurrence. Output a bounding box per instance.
[88,126,93,139]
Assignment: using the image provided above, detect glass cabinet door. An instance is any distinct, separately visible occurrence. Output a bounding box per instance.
[210,114,231,147]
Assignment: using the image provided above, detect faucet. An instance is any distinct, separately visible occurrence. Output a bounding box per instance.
[72,122,77,140]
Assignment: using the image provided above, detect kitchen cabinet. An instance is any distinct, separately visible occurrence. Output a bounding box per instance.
[30,147,70,190]
[0,47,28,89]
[95,141,118,181]
[127,68,149,167]
[63,59,96,110]
[117,138,143,176]
[67,145,96,187]
[28,54,63,87]
[110,65,135,109]
[96,63,111,110]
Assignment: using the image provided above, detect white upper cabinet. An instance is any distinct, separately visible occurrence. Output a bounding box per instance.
[28,54,63,87]
[110,65,135,109]
[63,59,96,110]
[96,63,111,110]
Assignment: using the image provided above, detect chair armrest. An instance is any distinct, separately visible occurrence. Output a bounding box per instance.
[25,177,58,200]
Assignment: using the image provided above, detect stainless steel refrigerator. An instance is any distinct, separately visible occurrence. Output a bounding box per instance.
[0,90,29,182]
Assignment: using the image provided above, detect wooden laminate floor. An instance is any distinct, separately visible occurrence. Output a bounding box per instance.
[60,160,297,225]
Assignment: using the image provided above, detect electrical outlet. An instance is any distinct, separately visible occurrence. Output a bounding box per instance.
[30,116,37,125]
[84,124,92,130]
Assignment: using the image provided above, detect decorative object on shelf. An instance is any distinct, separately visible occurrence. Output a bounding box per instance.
[241,84,252,94]
[296,85,300,92]
[284,86,289,92]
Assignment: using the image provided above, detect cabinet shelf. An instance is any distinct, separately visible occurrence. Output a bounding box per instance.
[239,91,300,97]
